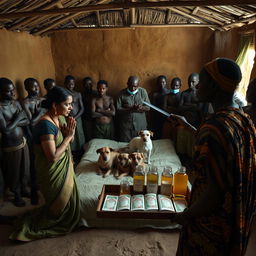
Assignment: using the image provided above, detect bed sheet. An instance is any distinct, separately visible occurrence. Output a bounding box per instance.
[75,138,181,229]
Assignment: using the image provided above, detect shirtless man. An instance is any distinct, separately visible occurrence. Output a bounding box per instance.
[82,77,97,142]
[64,75,85,157]
[43,78,56,98]
[22,78,45,204]
[0,78,30,207]
[150,75,170,139]
[91,80,115,139]
[179,73,204,127]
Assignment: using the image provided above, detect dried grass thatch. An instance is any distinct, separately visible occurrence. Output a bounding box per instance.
[0,0,255,36]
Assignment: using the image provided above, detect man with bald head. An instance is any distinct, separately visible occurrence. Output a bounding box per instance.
[169,58,256,255]
[116,76,150,142]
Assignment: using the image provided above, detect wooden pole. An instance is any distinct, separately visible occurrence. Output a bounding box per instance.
[0,1,255,19]
[42,23,218,36]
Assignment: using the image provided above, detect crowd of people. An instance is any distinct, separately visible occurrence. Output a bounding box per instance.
[0,58,255,256]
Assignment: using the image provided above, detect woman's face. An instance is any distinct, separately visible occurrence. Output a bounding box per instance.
[55,96,73,116]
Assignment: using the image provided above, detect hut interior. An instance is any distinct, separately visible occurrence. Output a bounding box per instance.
[0,1,256,255]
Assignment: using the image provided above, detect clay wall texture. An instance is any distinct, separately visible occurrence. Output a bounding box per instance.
[0,29,55,99]
[0,25,255,99]
[51,27,214,97]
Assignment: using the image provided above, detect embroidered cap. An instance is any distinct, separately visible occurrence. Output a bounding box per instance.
[204,58,242,93]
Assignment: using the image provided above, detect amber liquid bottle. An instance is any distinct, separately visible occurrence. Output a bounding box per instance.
[173,166,188,197]
[147,166,158,194]
[133,165,145,194]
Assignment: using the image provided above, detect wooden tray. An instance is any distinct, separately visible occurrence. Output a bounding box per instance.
[96,184,189,219]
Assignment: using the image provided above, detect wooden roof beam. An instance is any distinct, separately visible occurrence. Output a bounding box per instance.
[32,12,83,35]
[0,1,256,19]
[43,23,218,36]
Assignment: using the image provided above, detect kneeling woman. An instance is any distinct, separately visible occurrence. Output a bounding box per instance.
[10,86,80,241]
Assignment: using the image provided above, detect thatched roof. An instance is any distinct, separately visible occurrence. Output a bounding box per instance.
[0,0,255,36]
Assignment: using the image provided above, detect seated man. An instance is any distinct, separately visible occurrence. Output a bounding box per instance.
[116,76,150,142]
[91,80,115,140]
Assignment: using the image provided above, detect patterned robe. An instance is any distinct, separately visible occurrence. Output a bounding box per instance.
[177,107,256,256]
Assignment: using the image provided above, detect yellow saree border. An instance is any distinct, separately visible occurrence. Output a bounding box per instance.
[48,150,74,217]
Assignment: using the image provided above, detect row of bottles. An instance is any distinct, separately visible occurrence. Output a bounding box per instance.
[133,165,188,197]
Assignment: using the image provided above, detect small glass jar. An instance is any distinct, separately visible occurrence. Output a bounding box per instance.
[160,166,173,196]
[146,165,158,194]
[120,179,131,195]
[133,165,145,194]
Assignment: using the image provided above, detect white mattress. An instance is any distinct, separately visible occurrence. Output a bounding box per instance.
[75,138,181,229]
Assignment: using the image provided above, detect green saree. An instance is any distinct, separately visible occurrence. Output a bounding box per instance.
[10,116,80,241]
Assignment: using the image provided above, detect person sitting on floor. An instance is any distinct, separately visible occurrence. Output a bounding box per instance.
[91,80,115,140]
[169,58,256,256]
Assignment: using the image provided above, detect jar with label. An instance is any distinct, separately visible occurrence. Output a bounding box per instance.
[173,166,188,197]
[160,166,173,196]
[133,165,145,194]
[146,165,158,194]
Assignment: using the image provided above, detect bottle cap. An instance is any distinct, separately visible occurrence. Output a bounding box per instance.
[178,166,186,173]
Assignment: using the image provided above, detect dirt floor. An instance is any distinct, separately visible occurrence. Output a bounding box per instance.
[0,198,255,256]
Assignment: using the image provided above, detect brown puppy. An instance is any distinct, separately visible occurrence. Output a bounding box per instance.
[96,147,119,178]
[129,152,145,173]
[115,153,131,179]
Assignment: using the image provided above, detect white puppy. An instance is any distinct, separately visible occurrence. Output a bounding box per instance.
[128,130,153,164]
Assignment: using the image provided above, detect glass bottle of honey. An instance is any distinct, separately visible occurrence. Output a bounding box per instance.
[160,166,173,196]
[173,166,188,197]
[133,165,145,194]
[147,165,158,194]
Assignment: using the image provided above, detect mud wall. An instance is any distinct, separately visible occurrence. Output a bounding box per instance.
[0,29,55,99]
[51,27,214,97]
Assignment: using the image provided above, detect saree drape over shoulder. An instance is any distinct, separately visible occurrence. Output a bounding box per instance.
[177,108,256,256]
[10,117,80,241]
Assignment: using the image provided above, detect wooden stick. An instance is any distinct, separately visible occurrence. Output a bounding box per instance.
[0,1,255,19]
[42,23,219,36]
[32,12,84,35]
